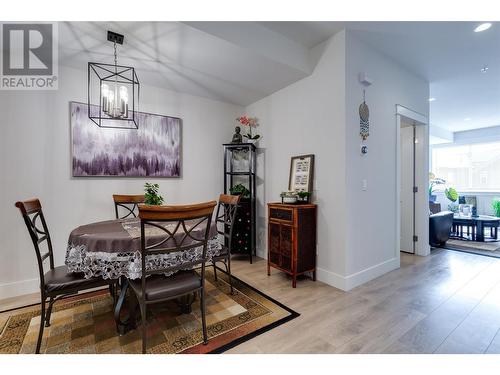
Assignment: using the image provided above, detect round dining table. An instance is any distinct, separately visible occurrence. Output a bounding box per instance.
[65,217,221,334]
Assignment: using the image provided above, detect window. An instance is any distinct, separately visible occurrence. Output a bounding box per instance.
[431,141,500,192]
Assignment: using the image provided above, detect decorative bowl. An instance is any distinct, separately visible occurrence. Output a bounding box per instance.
[282,196,297,204]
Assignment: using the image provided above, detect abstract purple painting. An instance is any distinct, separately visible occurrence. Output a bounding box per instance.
[71,102,181,177]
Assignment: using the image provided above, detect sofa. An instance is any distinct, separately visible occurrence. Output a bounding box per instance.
[429,211,454,247]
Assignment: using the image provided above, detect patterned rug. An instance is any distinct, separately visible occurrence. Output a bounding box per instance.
[446,239,500,259]
[0,269,298,354]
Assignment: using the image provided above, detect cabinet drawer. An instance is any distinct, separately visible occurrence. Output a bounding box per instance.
[269,208,293,222]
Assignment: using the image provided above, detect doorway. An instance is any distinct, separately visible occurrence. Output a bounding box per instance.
[400,121,416,253]
[396,105,430,257]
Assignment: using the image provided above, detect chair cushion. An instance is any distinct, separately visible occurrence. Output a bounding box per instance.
[44,265,107,293]
[129,270,201,302]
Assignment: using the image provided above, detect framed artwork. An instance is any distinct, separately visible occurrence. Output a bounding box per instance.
[288,154,314,192]
[71,102,181,177]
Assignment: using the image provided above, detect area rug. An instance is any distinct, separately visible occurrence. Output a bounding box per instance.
[0,269,298,354]
[446,239,500,259]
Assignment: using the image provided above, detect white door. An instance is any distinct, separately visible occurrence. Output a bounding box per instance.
[400,124,415,253]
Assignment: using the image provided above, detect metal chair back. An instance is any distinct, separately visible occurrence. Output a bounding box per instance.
[113,194,145,219]
[137,201,217,290]
[15,199,54,288]
[215,194,240,251]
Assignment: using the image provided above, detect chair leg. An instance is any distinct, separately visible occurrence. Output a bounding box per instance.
[226,254,234,295]
[110,282,118,307]
[45,297,55,327]
[200,288,208,345]
[213,262,218,281]
[128,291,138,330]
[140,304,147,354]
[109,283,114,299]
[36,297,46,354]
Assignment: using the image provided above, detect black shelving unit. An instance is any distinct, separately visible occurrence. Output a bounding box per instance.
[223,143,256,263]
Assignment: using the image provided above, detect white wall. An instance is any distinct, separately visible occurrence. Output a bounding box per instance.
[246,31,348,282]
[0,65,242,299]
[246,30,429,291]
[344,33,429,288]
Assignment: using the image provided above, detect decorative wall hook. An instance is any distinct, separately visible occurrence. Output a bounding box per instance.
[359,89,370,141]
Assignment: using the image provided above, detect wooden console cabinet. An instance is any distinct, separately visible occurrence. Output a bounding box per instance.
[267,203,317,288]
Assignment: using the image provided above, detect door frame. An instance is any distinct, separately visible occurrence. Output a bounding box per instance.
[395,105,430,257]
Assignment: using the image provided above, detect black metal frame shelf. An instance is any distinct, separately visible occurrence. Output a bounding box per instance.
[225,172,256,175]
[223,143,257,263]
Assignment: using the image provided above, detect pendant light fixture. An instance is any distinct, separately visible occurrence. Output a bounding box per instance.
[88,31,139,129]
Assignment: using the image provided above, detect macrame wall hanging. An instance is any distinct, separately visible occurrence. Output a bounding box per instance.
[359,89,370,141]
[359,89,370,155]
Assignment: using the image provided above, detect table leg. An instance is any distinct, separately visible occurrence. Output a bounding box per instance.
[114,276,131,335]
[476,221,485,242]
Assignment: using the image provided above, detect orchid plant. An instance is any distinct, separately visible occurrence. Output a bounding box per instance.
[236,116,260,140]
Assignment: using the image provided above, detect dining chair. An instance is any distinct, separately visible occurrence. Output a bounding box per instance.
[130,201,217,353]
[112,194,145,219]
[15,198,117,353]
[212,194,240,294]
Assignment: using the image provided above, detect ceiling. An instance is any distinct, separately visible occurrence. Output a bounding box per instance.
[59,21,500,132]
[58,22,314,106]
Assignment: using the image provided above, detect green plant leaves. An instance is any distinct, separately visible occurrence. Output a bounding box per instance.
[492,198,500,217]
[229,183,250,198]
[144,182,164,205]
[445,187,458,203]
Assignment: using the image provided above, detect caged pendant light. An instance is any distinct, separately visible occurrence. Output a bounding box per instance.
[88,31,140,129]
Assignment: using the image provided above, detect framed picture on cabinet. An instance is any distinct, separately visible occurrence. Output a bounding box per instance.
[288,154,314,192]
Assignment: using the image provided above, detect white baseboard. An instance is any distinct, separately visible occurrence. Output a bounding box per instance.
[316,267,348,290]
[0,278,39,300]
[0,258,400,298]
[317,257,400,291]
[344,257,400,290]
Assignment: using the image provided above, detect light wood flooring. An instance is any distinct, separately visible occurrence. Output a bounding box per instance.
[2,249,500,354]
[226,249,500,353]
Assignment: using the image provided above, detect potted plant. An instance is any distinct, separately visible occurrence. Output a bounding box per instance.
[492,198,500,217]
[296,191,311,204]
[280,191,298,204]
[429,183,437,203]
[144,182,164,205]
[236,116,260,144]
[429,173,445,202]
[445,187,459,213]
[229,183,250,198]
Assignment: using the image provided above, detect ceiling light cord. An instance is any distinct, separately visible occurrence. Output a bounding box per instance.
[114,41,118,81]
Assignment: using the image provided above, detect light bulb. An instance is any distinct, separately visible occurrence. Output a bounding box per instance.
[101,83,110,114]
[108,90,115,117]
[119,86,129,117]
[474,23,492,32]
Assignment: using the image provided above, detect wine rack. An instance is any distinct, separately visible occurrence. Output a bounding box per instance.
[223,143,256,263]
